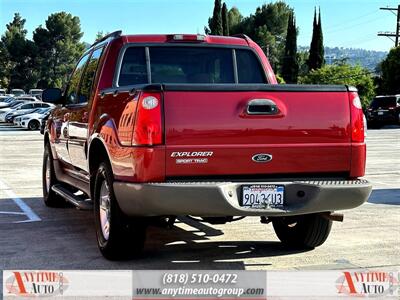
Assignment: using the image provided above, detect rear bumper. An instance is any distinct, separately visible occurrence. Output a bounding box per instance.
[367,112,399,123]
[113,179,372,217]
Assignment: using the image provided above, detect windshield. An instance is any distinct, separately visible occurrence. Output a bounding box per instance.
[370,97,397,109]
[10,101,23,107]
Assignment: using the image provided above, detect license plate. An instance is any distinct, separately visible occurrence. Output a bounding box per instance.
[378,111,384,115]
[241,185,284,208]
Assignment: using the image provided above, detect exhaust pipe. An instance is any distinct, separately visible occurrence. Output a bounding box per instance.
[322,212,344,222]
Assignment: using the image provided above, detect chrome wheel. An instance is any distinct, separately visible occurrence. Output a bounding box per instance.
[99,180,111,241]
[45,156,51,193]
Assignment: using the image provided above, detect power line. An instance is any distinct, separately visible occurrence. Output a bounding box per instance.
[327,14,381,34]
[377,5,400,47]
[328,9,379,30]
[335,35,380,48]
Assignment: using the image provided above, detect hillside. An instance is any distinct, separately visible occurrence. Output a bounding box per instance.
[298,46,387,71]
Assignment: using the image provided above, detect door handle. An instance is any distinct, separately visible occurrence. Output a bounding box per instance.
[247,99,279,115]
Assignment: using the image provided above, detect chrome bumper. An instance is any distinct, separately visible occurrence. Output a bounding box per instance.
[113,179,372,217]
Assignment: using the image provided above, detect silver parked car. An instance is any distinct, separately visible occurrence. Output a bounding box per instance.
[10,89,25,97]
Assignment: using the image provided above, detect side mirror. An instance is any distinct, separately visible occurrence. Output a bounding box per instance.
[42,88,63,104]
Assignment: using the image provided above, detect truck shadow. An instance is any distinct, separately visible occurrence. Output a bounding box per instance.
[0,197,311,269]
[140,216,311,269]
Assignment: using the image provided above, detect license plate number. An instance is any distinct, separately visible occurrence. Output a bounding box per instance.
[378,111,384,115]
[241,185,284,208]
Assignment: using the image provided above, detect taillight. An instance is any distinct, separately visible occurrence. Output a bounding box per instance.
[132,92,163,146]
[349,92,365,143]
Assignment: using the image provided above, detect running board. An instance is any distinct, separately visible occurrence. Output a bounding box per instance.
[51,184,93,210]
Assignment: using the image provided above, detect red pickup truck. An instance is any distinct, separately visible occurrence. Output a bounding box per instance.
[41,31,372,260]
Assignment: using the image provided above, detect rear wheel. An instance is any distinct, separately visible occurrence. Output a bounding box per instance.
[93,162,147,260]
[28,120,40,130]
[272,214,332,248]
[42,144,65,207]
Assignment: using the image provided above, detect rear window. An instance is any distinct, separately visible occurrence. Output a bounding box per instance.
[150,47,234,84]
[118,46,266,86]
[370,97,397,109]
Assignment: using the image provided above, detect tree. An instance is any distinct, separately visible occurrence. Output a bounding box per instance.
[297,50,309,76]
[228,7,242,33]
[206,0,223,35]
[33,12,85,88]
[1,13,37,90]
[222,3,229,36]
[95,31,109,43]
[281,12,299,83]
[307,8,324,70]
[228,1,292,71]
[0,41,9,88]
[379,46,400,94]
[299,63,375,107]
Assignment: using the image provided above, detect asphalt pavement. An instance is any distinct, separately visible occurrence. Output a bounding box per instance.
[0,123,399,271]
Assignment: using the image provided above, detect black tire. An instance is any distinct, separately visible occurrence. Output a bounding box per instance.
[93,162,147,260]
[28,120,40,130]
[42,144,65,207]
[272,214,332,248]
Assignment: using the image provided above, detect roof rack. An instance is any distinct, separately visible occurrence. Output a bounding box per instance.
[231,34,252,44]
[90,30,122,48]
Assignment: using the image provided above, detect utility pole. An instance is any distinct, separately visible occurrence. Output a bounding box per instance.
[377,5,400,47]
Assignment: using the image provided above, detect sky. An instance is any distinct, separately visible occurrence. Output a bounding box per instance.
[0,0,399,52]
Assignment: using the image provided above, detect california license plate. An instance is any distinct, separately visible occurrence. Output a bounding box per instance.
[241,185,284,208]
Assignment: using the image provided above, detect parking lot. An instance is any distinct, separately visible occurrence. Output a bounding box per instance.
[0,122,399,271]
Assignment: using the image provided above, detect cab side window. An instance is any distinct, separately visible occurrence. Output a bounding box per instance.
[65,54,90,105]
[78,47,104,104]
[21,104,33,109]
[236,49,266,83]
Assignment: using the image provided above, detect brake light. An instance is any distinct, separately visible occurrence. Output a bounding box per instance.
[349,92,365,143]
[132,92,163,146]
[169,34,207,42]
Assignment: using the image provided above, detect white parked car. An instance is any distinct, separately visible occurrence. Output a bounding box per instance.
[10,89,25,97]
[4,102,54,123]
[29,89,43,100]
[0,89,6,96]
[16,96,40,102]
[0,97,17,108]
[14,107,53,130]
[0,101,27,121]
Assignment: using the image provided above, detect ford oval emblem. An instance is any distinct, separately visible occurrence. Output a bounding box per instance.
[252,153,273,163]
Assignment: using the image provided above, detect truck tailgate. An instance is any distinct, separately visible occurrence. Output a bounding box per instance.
[163,85,351,178]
